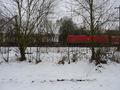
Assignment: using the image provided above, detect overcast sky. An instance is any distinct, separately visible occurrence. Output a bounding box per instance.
[1,0,120,15]
[1,0,120,24]
[55,0,120,16]
[53,0,120,24]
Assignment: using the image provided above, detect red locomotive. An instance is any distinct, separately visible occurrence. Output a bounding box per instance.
[66,35,120,45]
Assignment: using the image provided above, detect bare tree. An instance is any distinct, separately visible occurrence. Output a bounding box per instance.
[73,0,116,63]
[0,0,55,61]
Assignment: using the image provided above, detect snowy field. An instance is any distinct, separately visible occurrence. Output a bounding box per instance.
[0,47,120,90]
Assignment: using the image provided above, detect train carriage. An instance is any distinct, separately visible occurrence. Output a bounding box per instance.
[66,35,120,46]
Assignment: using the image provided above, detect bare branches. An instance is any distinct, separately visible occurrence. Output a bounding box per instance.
[0,0,56,61]
[75,0,90,13]
[73,0,116,31]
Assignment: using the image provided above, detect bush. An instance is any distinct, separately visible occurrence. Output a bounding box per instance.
[58,56,67,65]
[94,48,109,65]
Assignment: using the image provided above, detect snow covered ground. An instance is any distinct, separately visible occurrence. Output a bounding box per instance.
[0,47,120,90]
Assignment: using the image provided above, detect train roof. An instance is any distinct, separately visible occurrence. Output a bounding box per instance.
[68,35,109,36]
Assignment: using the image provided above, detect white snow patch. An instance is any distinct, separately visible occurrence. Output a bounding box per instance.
[0,47,120,90]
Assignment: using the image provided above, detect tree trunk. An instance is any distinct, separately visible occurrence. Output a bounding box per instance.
[19,47,26,61]
[117,47,120,51]
[90,0,95,62]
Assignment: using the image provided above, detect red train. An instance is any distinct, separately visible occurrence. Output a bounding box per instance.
[66,35,120,45]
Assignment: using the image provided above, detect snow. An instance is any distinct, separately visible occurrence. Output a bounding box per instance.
[0,47,120,90]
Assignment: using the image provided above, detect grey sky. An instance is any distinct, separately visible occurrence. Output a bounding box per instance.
[55,0,120,16]
[1,0,120,23]
[54,0,120,23]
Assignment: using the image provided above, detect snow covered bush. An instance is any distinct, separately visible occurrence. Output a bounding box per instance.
[71,53,78,62]
[58,56,67,65]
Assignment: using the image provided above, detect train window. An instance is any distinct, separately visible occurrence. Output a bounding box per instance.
[113,38,120,41]
[117,39,120,41]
